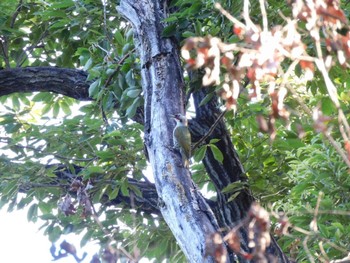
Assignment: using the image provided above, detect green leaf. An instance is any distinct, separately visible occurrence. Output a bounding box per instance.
[126,89,141,98]
[2,181,18,197]
[321,97,336,115]
[40,214,57,220]
[41,103,51,115]
[27,203,38,222]
[120,179,129,196]
[162,24,177,37]
[209,144,224,163]
[32,92,53,102]
[88,79,101,98]
[125,70,136,87]
[12,96,20,111]
[51,0,74,9]
[48,226,62,243]
[52,102,60,117]
[122,43,132,55]
[182,31,195,38]
[86,166,105,174]
[103,130,122,138]
[81,230,94,247]
[95,150,115,160]
[84,57,93,71]
[38,202,53,214]
[114,30,124,46]
[126,97,141,118]
[60,101,72,115]
[129,184,142,197]
[222,181,248,194]
[108,186,120,200]
[199,92,214,106]
[193,145,207,162]
[209,138,220,144]
[227,192,241,202]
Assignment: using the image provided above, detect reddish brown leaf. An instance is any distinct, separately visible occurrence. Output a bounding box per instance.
[233,25,244,37]
[297,124,306,139]
[186,58,196,68]
[345,140,350,160]
[318,6,347,25]
[58,194,76,216]
[299,60,315,72]
[225,229,241,253]
[60,240,77,255]
[256,115,269,133]
[205,233,227,263]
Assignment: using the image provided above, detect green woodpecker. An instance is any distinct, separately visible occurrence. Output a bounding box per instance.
[172,113,191,168]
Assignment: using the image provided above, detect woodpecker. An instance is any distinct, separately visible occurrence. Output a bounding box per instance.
[171,113,191,168]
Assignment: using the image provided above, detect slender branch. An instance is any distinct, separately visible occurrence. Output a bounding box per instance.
[10,0,23,28]
[303,235,316,263]
[0,40,10,68]
[90,200,135,261]
[330,254,350,263]
[259,0,268,32]
[0,0,23,69]
[2,139,96,162]
[323,131,350,168]
[104,47,136,87]
[191,109,227,152]
[17,29,49,67]
[214,3,246,29]
[319,241,330,262]
[243,0,259,32]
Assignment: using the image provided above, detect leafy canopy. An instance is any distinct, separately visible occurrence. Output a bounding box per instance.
[1,0,350,262]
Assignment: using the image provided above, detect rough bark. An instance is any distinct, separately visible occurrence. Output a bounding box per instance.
[0,67,91,100]
[117,1,225,262]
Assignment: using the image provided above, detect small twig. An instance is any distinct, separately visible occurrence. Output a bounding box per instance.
[243,0,259,32]
[313,192,323,228]
[310,192,322,232]
[322,130,350,169]
[17,29,49,67]
[330,254,350,263]
[260,187,288,199]
[303,235,316,263]
[104,47,136,87]
[318,241,330,262]
[214,3,246,29]
[259,0,268,32]
[191,109,227,152]
[9,142,96,162]
[10,0,23,28]
[89,195,135,261]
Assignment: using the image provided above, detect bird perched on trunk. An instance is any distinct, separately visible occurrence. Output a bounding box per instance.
[171,113,191,168]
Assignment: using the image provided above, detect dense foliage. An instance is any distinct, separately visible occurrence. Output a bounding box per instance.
[1,0,350,262]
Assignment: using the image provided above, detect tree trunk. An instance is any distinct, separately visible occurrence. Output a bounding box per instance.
[116,0,290,262]
[117,1,226,262]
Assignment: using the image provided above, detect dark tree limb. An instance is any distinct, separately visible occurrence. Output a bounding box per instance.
[0,67,91,100]
[190,85,289,261]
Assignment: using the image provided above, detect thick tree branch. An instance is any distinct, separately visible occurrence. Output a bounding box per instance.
[17,164,161,215]
[17,163,224,218]
[0,67,91,100]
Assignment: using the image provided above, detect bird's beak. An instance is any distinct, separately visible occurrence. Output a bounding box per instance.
[169,114,176,119]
